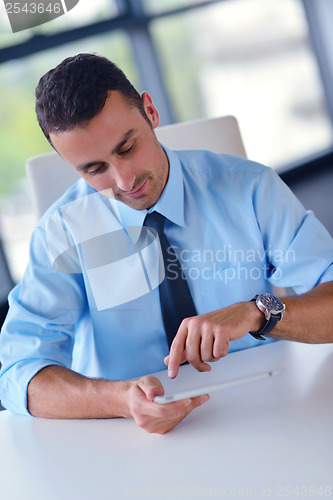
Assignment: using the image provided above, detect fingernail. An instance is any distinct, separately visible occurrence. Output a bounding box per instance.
[184,399,192,407]
[201,395,210,404]
[168,369,175,378]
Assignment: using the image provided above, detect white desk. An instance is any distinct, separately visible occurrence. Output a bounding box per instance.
[1,341,332,500]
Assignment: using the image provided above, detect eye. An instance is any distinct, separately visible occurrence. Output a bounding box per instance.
[119,143,135,156]
[87,163,107,175]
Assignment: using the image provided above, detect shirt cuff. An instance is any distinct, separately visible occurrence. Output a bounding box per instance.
[0,360,64,416]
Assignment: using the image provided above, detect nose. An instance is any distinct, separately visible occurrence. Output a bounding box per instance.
[111,163,136,192]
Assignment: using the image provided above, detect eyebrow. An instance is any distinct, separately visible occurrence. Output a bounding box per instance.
[75,129,135,172]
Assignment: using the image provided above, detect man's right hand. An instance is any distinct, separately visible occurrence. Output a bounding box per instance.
[127,375,209,434]
[27,365,209,433]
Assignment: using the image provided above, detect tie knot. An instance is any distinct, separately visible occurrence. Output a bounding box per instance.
[144,211,166,236]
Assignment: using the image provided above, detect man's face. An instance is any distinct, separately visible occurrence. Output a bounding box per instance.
[50,91,169,210]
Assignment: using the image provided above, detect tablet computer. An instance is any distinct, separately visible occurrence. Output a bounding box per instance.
[154,370,279,404]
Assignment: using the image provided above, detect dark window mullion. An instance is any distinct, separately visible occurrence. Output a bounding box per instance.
[126,0,176,124]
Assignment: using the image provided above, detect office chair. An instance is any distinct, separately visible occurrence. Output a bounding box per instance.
[0,237,15,409]
[26,115,246,219]
[0,236,14,411]
[0,238,15,327]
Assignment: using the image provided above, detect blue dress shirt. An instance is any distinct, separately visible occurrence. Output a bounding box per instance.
[1,148,333,415]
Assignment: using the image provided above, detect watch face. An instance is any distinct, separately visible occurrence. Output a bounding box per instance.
[259,293,285,314]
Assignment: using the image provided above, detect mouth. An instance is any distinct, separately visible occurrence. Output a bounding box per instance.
[124,179,148,198]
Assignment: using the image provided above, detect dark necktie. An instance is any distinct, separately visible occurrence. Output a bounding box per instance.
[144,211,197,348]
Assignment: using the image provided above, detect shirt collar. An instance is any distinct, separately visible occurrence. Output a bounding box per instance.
[115,146,185,244]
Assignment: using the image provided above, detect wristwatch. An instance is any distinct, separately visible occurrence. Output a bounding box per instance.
[249,293,286,340]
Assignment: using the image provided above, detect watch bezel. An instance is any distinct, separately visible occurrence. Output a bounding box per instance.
[256,293,286,320]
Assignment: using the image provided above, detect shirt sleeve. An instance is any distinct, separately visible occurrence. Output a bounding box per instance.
[0,223,86,416]
[253,166,333,293]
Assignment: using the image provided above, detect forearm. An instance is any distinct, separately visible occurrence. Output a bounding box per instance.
[27,365,206,433]
[268,282,333,343]
[27,365,132,419]
[166,282,333,378]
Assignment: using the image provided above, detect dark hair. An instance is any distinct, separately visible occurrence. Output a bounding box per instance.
[35,53,151,145]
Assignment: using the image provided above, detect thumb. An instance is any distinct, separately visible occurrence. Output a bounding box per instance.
[137,375,164,402]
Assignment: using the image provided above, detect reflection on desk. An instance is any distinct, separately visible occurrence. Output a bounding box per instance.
[0,341,332,500]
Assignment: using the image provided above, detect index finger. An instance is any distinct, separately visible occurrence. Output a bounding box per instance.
[167,322,188,379]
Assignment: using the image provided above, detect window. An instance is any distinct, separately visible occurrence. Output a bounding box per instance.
[35,0,119,34]
[151,0,333,168]
[0,30,136,280]
[0,0,333,281]
[0,0,119,45]
[143,0,214,14]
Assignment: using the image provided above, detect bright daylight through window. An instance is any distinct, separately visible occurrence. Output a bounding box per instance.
[0,0,332,282]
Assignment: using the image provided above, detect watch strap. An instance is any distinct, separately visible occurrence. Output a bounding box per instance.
[249,315,280,340]
[249,295,282,340]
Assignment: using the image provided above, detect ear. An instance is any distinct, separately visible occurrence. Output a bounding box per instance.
[141,91,160,129]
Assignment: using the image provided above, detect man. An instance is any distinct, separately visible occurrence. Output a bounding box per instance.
[0,53,332,434]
